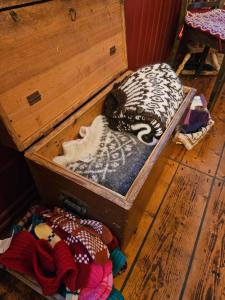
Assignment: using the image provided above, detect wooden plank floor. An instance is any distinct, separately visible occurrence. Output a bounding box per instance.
[0,76,224,299]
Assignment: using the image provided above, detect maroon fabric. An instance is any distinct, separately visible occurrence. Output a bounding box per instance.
[189,8,211,14]
[44,208,113,245]
[43,208,109,265]
[107,235,119,252]
[51,224,93,290]
[0,231,78,295]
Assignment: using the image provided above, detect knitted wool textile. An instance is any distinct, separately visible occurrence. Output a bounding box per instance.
[110,248,127,277]
[108,287,125,300]
[53,115,154,195]
[104,63,184,145]
[40,228,98,290]
[41,208,117,291]
[0,231,78,296]
[185,9,225,41]
[43,209,109,264]
[43,207,113,246]
[36,223,92,290]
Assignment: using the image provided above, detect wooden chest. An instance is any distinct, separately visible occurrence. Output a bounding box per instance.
[0,0,196,247]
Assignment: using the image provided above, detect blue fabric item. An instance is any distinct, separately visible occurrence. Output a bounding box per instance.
[12,215,44,236]
[110,248,126,277]
[12,225,23,234]
[67,116,153,196]
[107,287,124,300]
[30,215,44,234]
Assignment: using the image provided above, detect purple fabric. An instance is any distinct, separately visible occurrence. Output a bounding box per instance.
[183,109,192,125]
[181,110,209,133]
[183,95,205,126]
[200,94,208,108]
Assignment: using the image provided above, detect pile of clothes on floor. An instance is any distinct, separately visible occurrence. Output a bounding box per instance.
[0,206,126,300]
[174,94,214,150]
[53,63,184,195]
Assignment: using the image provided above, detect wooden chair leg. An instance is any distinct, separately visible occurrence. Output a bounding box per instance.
[176,53,191,76]
[169,37,183,69]
[208,53,225,111]
[195,46,210,76]
[211,51,220,71]
[168,0,188,68]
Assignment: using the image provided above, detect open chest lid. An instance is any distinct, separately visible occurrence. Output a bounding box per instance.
[0,0,127,151]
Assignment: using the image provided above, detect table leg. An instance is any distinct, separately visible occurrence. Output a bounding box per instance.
[208,53,225,111]
[176,53,191,76]
[195,46,210,76]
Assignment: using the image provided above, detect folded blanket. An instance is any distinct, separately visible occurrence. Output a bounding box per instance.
[104,63,184,145]
[53,115,153,195]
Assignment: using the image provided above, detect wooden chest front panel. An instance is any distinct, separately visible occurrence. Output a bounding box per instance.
[0,0,38,8]
[26,145,168,248]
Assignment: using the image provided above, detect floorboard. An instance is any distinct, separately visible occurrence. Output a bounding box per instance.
[217,145,225,180]
[143,158,179,217]
[0,76,224,300]
[211,90,225,121]
[162,140,186,162]
[181,117,225,176]
[182,180,225,300]
[0,269,43,300]
[122,166,212,300]
[114,158,178,290]
[114,211,153,290]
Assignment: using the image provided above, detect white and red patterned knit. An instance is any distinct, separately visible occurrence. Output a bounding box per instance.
[185,9,225,41]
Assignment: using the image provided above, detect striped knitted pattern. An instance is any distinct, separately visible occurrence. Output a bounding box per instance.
[104,63,184,144]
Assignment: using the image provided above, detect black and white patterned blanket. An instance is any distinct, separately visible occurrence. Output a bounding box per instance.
[104,63,184,145]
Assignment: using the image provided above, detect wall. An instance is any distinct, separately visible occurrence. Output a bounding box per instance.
[0,146,36,233]
[125,0,182,70]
